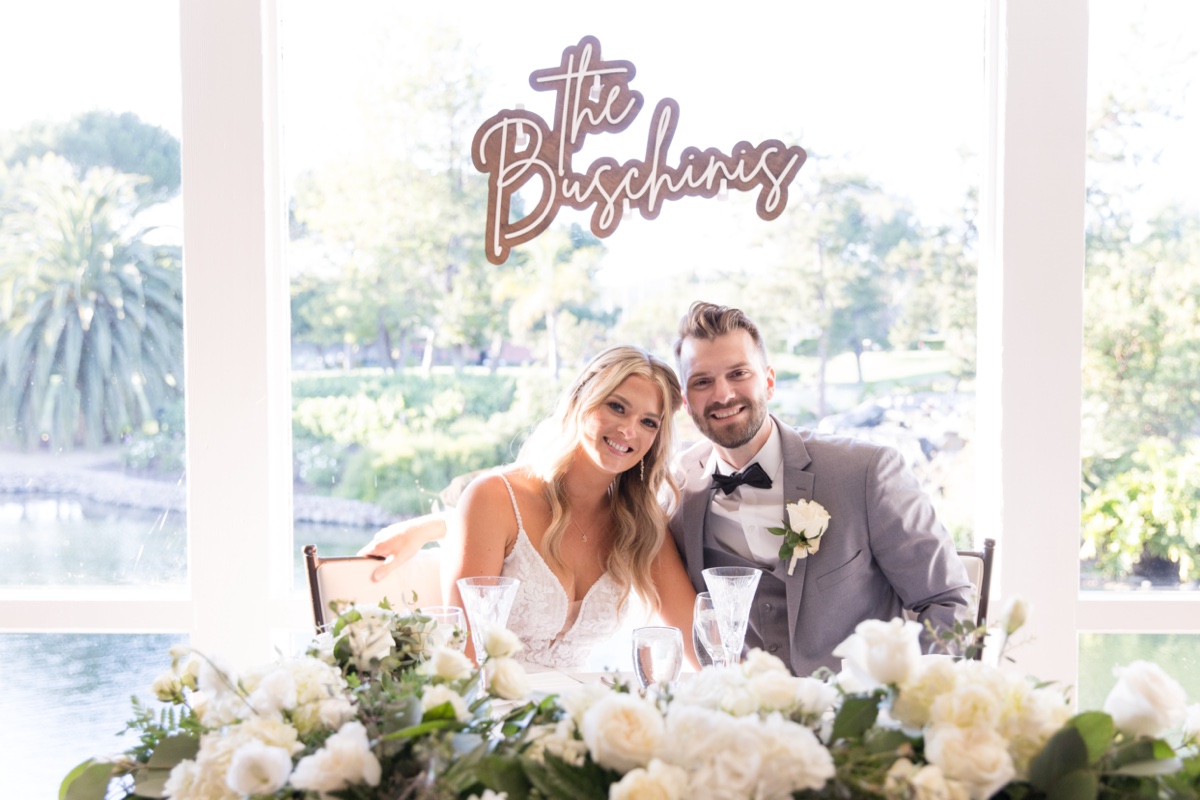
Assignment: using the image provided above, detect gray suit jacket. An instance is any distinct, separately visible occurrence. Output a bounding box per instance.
[669,417,972,677]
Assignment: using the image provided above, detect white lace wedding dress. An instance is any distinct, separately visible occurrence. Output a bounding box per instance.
[496,475,629,670]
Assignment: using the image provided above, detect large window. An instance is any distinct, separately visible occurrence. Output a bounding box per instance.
[280,2,985,590]
[1077,1,1200,703]
[0,2,185,795]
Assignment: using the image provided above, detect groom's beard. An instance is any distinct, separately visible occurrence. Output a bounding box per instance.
[692,396,769,450]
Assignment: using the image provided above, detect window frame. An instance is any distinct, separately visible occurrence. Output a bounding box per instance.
[3,0,1198,689]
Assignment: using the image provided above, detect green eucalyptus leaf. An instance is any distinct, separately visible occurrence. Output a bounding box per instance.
[864,727,916,754]
[1067,711,1114,764]
[146,734,200,767]
[1029,726,1089,791]
[1045,768,1099,800]
[132,767,172,799]
[1113,756,1184,777]
[474,755,532,799]
[1111,738,1176,770]
[829,694,880,743]
[382,718,461,740]
[59,759,114,800]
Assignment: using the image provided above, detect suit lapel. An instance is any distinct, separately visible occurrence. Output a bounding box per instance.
[776,419,815,645]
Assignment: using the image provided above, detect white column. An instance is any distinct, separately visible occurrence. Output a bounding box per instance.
[978,0,1088,685]
[180,0,293,665]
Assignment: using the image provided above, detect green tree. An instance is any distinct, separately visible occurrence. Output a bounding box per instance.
[1,111,180,201]
[498,224,606,380]
[756,166,919,416]
[0,155,183,448]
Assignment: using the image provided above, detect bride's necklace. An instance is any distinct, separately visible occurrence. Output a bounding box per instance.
[569,515,603,543]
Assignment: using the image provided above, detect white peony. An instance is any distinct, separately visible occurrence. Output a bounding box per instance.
[754,712,835,797]
[525,719,589,766]
[609,758,689,800]
[487,656,530,700]
[924,723,1015,800]
[673,666,757,717]
[832,617,924,689]
[421,646,475,681]
[290,720,382,796]
[484,627,524,659]
[748,669,804,712]
[287,656,355,735]
[581,693,665,773]
[1103,660,1188,738]
[660,707,763,800]
[422,684,470,722]
[224,740,293,795]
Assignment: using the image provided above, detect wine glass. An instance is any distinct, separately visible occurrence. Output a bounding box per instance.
[692,592,726,668]
[701,566,762,665]
[632,626,684,692]
[421,605,467,652]
[455,576,521,665]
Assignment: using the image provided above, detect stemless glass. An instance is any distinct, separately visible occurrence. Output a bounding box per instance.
[421,605,468,652]
[701,566,763,665]
[692,592,726,668]
[455,576,521,665]
[632,626,684,691]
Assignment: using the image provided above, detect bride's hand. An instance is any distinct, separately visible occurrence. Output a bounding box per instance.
[358,513,449,581]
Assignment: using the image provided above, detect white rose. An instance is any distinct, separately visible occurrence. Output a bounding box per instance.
[487,657,530,700]
[673,667,756,716]
[998,596,1030,636]
[1103,660,1188,738]
[741,648,790,677]
[526,719,589,766]
[832,617,924,689]
[786,499,830,540]
[793,677,841,721]
[290,721,381,794]
[467,791,508,800]
[559,683,613,725]
[484,627,524,659]
[609,758,688,800]
[152,669,183,702]
[891,656,958,730]
[749,670,804,712]
[924,724,1015,800]
[225,740,293,795]
[886,758,969,800]
[422,646,475,681]
[581,693,664,773]
[422,684,470,722]
[247,667,297,716]
[928,682,1002,730]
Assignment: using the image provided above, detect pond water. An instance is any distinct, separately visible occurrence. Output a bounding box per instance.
[0,492,375,589]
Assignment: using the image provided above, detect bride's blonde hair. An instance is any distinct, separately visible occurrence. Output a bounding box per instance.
[515,345,682,612]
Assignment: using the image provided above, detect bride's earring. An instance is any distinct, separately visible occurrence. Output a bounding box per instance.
[640,458,645,481]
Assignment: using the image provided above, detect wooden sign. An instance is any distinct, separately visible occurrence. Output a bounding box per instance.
[472,36,808,265]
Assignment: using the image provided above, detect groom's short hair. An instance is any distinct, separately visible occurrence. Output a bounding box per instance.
[673,301,769,366]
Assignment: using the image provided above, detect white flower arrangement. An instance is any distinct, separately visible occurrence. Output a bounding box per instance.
[62,598,1200,800]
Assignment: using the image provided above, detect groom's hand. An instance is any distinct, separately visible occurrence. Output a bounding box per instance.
[357,513,449,581]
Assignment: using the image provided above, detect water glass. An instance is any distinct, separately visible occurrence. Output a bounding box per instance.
[701,566,762,665]
[632,626,684,691]
[456,576,521,665]
[421,605,467,652]
[692,592,726,668]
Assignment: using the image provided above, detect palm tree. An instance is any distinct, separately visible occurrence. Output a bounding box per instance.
[0,154,183,449]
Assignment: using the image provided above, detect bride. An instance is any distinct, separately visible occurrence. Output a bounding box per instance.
[372,345,697,670]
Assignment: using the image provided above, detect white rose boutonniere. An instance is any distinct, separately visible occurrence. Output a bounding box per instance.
[768,499,831,575]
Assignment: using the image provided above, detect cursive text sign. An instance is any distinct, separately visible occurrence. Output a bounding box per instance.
[471,36,808,265]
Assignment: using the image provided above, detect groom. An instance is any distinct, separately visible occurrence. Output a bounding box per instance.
[670,302,972,677]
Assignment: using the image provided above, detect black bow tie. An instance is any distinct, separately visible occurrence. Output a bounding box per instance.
[711,462,773,495]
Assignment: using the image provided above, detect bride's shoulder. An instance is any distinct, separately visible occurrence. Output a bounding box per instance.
[459,468,537,510]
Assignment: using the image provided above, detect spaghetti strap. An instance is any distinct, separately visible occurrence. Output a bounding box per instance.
[496,473,525,532]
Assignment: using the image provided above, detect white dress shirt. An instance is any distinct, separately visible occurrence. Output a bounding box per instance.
[704,418,785,567]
